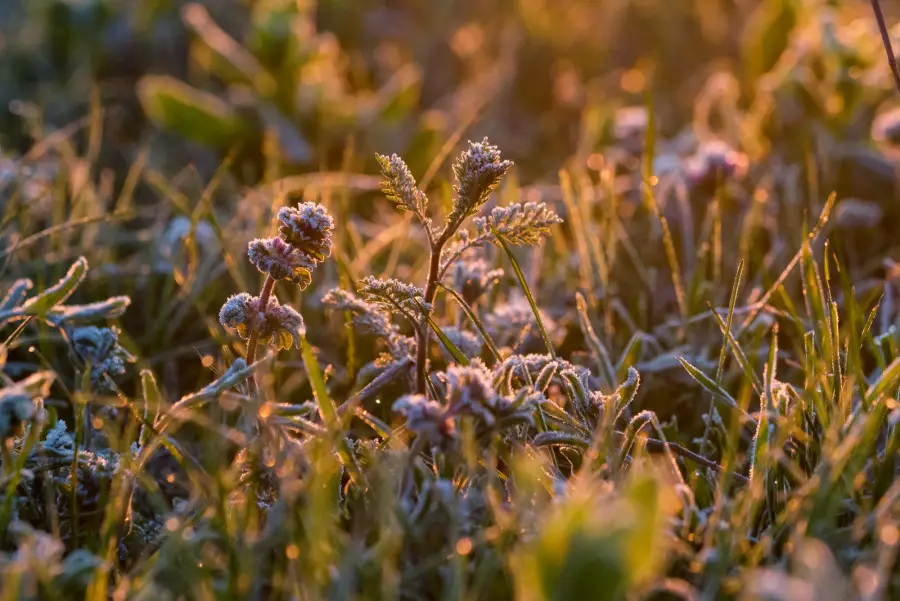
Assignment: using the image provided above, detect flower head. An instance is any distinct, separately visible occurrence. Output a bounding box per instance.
[393,394,455,448]
[276,201,334,262]
[443,359,500,426]
[248,236,318,288]
[219,293,305,350]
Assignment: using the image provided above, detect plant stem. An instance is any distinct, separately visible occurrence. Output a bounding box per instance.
[415,228,454,395]
[246,274,275,368]
[416,245,443,395]
[871,0,900,96]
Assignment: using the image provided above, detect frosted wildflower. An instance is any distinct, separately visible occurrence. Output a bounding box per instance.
[71,326,133,392]
[219,292,305,350]
[438,327,483,361]
[472,202,563,246]
[393,394,455,447]
[443,359,499,426]
[358,276,431,317]
[276,201,335,262]
[248,236,318,288]
[445,138,513,232]
[322,288,395,339]
[685,139,749,188]
[872,105,900,146]
[452,258,503,305]
[376,153,428,220]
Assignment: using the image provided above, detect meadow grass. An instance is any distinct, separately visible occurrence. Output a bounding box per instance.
[1,1,900,600]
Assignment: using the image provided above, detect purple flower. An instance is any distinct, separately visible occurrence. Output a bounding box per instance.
[219,292,305,350]
[276,202,335,262]
[248,237,318,288]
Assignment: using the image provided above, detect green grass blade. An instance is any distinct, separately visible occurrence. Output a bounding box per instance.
[492,227,556,358]
[436,282,501,362]
[426,315,471,366]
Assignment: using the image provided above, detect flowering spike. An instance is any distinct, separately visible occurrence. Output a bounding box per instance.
[445,138,513,235]
[376,153,428,221]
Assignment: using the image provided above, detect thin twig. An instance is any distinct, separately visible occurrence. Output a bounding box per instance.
[871,0,900,96]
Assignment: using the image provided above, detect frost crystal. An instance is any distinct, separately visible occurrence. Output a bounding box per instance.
[219,293,306,350]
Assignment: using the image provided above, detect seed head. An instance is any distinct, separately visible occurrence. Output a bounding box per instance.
[472,202,563,246]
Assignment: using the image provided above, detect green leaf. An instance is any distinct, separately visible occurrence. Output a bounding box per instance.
[137,75,250,149]
[678,356,755,424]
[20,257,87,316]
[492,227,556,358]
[437,282,501,361]
[300,335,367,488]
[426,315,470,365]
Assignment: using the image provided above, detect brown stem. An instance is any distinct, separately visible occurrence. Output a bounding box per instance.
[871,0,900,96]
[246,275,276,369]
[416,244,443,395]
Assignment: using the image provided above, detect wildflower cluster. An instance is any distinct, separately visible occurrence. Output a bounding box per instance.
[220,200,334,360]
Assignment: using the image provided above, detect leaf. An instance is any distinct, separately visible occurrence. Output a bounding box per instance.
[678,357,755,424]
[492,227,556,358]
[300,335,367,488]
[437,282,501,361]
[20,257,87,316]
[533,431,590,448]
[426,316,470,366]
[137,75,249,149]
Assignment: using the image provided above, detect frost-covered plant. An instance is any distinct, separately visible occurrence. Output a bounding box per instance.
[330,139,562,395]
[219,200,334,367]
